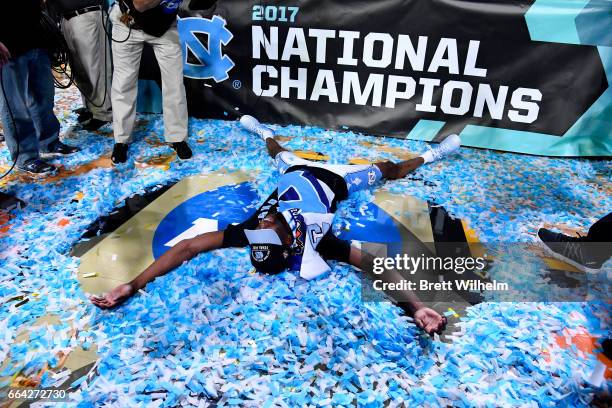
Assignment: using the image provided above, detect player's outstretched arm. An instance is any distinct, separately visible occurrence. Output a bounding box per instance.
[347,245,447,335]
[89,231,225,309]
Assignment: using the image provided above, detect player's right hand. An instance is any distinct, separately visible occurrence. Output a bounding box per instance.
[89,283,134,309]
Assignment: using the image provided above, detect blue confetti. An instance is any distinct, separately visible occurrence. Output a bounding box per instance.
[0,86,609,406]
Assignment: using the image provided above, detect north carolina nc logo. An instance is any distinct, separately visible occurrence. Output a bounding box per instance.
[178,16,235,82]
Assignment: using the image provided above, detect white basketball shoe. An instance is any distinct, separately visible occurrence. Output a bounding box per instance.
[421,134,461,163]
[239,115,275,140]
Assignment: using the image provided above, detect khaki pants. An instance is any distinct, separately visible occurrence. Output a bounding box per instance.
[109,6,188,143]
[61,10,113,122]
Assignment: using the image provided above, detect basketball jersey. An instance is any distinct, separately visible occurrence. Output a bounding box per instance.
[277,168,344,279]
[277,170,337,214]
[222,166,350,280]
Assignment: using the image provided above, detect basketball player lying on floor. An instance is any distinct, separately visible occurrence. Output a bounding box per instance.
[90,116,461,335]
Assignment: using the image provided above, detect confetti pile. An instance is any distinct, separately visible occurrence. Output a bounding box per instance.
[0,87,610,406]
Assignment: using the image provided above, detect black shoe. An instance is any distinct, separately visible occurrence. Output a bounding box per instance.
[171,141,192,160]
[41,140,80,157]
[111,143,128,164]
[18,159,57,175]
[82,118,110,131]
[76,110,93,124]
[538,228,604,273]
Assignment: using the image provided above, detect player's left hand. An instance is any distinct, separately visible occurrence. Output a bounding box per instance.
[414,307,447,335]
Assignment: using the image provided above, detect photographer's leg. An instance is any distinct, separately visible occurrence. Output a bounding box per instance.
[149,24,187,144]
[0,52,40,167]
[26,49,60,151]
[111,20,144,144]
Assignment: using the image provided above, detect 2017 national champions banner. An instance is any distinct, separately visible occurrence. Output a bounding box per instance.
[135,0,612,157]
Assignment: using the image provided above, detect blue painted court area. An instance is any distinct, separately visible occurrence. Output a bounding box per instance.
[152,182,258,260]
[0,87,610,406]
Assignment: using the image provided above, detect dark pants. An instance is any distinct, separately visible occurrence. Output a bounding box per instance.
[0,49,59,166]
[587,212,611,242]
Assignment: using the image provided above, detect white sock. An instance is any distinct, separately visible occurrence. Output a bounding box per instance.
[419,149,434,164]
[260,130,274,141]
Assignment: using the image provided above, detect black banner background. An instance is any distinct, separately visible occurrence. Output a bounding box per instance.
[173,0,606,142]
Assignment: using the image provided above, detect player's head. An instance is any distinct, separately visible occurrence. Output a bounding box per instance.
[244,212,293,274]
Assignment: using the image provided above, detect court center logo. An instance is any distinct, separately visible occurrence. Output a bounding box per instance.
[150,181,402,260]
[178,16,235,82]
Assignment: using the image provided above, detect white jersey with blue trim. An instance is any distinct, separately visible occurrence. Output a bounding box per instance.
[277,169,339,280]
[277,170,336,215]
[272,152,382,280]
